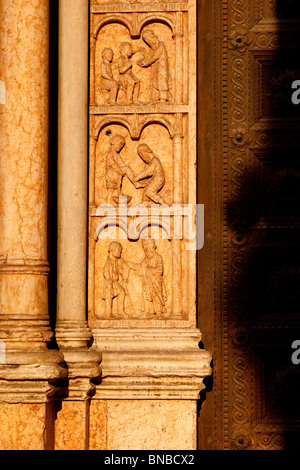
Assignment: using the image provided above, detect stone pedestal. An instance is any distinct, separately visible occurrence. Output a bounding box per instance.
[88,329,211,450]
[90,400,197,451]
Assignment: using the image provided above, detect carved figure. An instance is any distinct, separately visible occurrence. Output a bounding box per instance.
[128,239,167,318]
[102,241,131,318]
[105,135,135,204]
[115,42,141,105]
[134,143,166,204]
[138,29,170,103]
[100,48,119,105]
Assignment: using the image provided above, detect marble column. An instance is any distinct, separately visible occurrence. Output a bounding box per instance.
[55,1,101,445]
[174,12,184,105]
[173,132,183,204]
[56,0,91,349]
[0,0,65,372]
[0,0,66,450]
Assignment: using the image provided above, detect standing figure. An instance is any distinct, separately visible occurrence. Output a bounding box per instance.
[138,29,170,103]
[100,48,119,105]
[102,242,129,318]
[127,239,167,318]
[116,42,141,105]
[134,143,166,205]
[105,135,135,204]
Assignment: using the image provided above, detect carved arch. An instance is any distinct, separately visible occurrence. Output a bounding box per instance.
[93,14,133,38]
[128,216,171,241]
[138,14,175,36]
[94,117,135,140]
[96,218,128,240]
[94,116,175,140]
[138,116,175,139]
[93,13,176,40]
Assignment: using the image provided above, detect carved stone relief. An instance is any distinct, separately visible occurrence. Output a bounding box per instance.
[99,29,170,106]
[88,0,196,329]
[95,21,174,106]
[101,238,168,320]
[102,133,167,205]
[95,124,173,206]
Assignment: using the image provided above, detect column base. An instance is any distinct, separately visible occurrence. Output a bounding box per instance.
[0,349,67,381]
[56,320,93,349]
[52,342,101,450]
[92,328,211,399]
[55,320,101,384]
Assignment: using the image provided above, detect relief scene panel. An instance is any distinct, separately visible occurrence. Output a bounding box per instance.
[94,237,173,321]
[95,21,175,106]
[88,0,196,330]
[90,8,189,108]
[94,123,173,206]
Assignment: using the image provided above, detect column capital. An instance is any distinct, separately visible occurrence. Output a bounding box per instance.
[173,133,184,141]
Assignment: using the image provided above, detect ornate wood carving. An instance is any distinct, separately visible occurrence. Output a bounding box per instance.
[211,0,300,450]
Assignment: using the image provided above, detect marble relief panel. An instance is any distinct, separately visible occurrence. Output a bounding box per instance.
[94,237,173,321]
[94,123,173,206]
[88,0,196,329]
[95,21,175,106]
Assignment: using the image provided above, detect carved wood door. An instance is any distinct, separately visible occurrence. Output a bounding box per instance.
[198,0,300,450]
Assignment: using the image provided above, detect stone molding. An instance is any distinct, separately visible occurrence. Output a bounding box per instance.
[92,328,212,399]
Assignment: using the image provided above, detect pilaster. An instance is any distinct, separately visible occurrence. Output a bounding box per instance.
[88,0,211,450]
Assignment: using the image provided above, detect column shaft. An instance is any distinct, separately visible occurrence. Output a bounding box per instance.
[56,0,91,348]
[0,0,52,350]
[175,12,184,105]
[173,134,183,204]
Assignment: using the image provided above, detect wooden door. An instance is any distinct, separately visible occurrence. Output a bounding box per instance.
[198,0,300,450]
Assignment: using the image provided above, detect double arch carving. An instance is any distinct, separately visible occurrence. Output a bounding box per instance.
[93,13,175,40]
[93,115,175,140]
[96,216,171,241]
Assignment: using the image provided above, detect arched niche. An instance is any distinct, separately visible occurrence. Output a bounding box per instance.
[94,19,175,105]
[94,236,173,320]
[138,15,175,37]
[94,121,174,206]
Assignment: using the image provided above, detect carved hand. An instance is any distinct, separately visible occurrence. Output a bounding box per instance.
[137,59,146,68]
